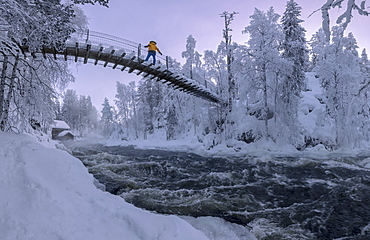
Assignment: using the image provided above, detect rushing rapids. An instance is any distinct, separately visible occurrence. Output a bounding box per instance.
[65,143,370,239]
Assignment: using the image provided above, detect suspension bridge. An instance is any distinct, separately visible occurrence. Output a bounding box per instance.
[18,30,222,104]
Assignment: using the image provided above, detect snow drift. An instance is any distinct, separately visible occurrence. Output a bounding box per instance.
[0,132,209,240]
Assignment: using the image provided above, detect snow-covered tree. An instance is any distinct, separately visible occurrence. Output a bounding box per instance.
[166,104,178,140]
[310,28,327,69]
[100,97,115,137]
[181,35,202,80]
[78,95,98,134]
[60,92,98,135]
[61,89,79,130]
[180,36,206,138]
[243,7,283,140]
[356,49,370,143]
[136,78,164,139]
[281,0,307,93]
[203,49,228,142]
[313,27,365,148]
[0,54,21,131]
[1,0,76,52]
[0,51,75,132]
[220,11,238,109]
[115,81,131,139]
[0,0,88,133]
[359,49,370,76]
[115,81,139,139]
[278,0,308,145]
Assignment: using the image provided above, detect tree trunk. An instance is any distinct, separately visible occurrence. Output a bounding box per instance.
[262,63,269,139]
[321,0,333,42]
[132,94,138,139]
[0,54,19,131]
[227,53,234,111]
[0,54,8,129]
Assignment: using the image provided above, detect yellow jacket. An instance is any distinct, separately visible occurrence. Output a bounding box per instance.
[145,41,162,54]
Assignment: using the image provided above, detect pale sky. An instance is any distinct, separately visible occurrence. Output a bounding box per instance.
[68,0,370,109]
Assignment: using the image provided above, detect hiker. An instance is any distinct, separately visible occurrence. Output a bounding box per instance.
[144,41,162,65]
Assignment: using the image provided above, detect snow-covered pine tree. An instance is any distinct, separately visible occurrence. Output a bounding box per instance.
[100,97,115,137]
[278,0,308,145]
[359,49,370,76]
[281,0,307,94]
[166,104,178,140]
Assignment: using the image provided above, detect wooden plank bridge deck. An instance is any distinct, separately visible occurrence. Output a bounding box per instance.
[18,30,223,104]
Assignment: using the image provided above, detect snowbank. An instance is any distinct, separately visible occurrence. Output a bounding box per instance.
[98,71,370,160]
[0,132,210,240]
[101,128,370,163]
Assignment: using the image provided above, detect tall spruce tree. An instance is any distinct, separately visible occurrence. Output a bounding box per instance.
[278,0,308,145]
[100,98,115,137]
[281,0,307,95]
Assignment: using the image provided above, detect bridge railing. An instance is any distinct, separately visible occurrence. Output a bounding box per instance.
[68,30,167,63]
[67,30,217,93]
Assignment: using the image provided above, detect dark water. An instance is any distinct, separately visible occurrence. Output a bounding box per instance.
[65,143,370,240]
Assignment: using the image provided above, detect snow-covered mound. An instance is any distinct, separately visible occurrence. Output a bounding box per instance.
[0,132,209,240]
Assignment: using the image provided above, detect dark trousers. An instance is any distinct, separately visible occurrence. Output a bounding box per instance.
[145,50,157,64]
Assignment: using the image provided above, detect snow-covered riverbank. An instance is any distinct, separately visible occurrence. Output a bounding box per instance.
[0,132,257,240]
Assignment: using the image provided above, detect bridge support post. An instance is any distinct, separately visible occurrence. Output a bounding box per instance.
[166,56,169,69]
[85,29,90,43]
[138,43,141,60]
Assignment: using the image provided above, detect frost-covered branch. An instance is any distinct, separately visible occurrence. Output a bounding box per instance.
[316,0,369,41]
[72,0,109,7]
[356,78,370,95]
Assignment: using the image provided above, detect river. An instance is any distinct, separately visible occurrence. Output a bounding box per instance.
[64,142,370,240]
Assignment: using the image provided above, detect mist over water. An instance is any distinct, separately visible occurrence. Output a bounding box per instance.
[66,143,370,240]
